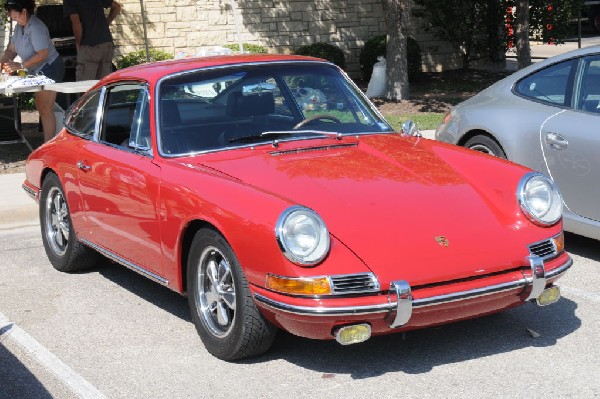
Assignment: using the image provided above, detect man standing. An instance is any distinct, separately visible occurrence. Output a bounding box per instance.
[63,0,121,80]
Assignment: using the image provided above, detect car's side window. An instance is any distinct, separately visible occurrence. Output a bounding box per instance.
[64,90,101,137]
[577,57,600,114]
[100,83,149,150]
[515,59,577,107]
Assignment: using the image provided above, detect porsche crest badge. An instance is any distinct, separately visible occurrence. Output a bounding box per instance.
[435,236,449,247]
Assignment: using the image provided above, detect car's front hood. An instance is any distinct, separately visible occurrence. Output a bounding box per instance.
[193,134,536,286]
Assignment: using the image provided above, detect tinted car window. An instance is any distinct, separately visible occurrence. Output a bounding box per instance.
[157,63,393,156]
[577,57,600,113]
[515,59,577,107]
[65,90,101,137]
[100,84,149,148]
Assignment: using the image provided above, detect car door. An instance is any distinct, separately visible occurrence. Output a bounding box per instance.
[76,83,164,277]
[542,55,600,222]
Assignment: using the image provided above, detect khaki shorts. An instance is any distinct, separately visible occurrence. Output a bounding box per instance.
[76,42,115,81]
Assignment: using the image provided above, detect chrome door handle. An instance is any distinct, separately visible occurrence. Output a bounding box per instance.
[77,160,91,172]
[544,132,568,150]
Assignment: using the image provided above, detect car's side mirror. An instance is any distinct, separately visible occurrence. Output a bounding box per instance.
[401,120,421,137]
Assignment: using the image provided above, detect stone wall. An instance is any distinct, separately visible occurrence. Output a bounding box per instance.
[8,0,463,78]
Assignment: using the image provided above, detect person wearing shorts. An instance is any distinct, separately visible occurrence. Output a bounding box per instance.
[0,0,65,142]
[63,0,121,81]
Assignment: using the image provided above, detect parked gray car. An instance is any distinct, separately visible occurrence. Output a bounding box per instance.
[436,45,600,241]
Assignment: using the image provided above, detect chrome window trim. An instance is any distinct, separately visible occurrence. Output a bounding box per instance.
[254,258,573,317]
[154,60,393,158]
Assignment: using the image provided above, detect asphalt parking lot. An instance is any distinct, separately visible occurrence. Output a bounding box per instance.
[0,224,599,398]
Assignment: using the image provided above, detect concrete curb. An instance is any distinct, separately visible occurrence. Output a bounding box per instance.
[0,173,39,230]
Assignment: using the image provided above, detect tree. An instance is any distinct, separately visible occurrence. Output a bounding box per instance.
[381,0,411,100]
[515,0,532,69]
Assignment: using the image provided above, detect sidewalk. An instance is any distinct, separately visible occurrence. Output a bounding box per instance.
[0,173,39,230]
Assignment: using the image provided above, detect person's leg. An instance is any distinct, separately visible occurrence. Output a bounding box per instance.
[97,42,115,79]
[76,45,99,81]
[35,90,58,142]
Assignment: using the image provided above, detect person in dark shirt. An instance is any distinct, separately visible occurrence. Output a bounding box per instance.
[63,0,121,80]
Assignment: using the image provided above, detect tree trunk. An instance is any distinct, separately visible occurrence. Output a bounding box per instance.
[382,0,410,100]
[515,0,531,69]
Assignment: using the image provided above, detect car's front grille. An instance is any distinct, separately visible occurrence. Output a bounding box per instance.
[330,273,380,294]
[529,238,557,259]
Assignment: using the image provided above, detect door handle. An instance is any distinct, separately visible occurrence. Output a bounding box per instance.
[77,160,91,172]
[544,132,568,150]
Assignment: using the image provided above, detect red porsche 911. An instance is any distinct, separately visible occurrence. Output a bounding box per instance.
[23,54,571,360]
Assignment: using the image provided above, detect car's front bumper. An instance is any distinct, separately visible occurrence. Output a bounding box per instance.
[252,254,572,340]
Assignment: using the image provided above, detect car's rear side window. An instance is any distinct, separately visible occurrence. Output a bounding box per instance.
[576,56,600,114]
[515,59,577,107]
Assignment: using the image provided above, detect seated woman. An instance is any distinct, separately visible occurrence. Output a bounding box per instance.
[0,0,65,142]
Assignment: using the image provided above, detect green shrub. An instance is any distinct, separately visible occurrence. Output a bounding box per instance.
[116,49,173,69]
[222,43,268,53]
[359,35,422,82]
[294,42,346,69]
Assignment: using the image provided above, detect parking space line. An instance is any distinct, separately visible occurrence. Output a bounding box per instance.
[0,312,106,399]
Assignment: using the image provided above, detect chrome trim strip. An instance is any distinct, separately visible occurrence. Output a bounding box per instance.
[80,238,169,286]
[254,257,573,317]
[545,257,573,279]
[22,183,37,200]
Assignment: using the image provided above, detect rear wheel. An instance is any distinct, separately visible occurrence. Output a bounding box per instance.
[464,135,507,159]
[40,173,98,272]
[187,228,277,360]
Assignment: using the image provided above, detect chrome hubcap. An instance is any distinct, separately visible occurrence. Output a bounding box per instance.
[469,144,495,155]
[44,187,70,256]
[196,246,236,338]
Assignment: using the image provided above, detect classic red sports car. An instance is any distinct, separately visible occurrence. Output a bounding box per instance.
[24,54,572,360]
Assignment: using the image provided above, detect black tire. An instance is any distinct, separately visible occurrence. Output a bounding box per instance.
[187,228,277,360]
[39,173,98,272]
[464,135,507,159]
[592,10,600,34]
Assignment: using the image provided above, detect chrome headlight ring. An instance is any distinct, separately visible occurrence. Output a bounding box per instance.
[517,172,563,226]
[275,206,330,266]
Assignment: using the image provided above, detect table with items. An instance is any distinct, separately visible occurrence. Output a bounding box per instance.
[0,76,97,151]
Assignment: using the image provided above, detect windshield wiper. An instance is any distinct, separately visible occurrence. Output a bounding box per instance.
[228,131,294,143]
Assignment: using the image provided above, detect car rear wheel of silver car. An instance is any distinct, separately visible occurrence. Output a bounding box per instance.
[40,173,98,272]
[187,228,277,360]
[464,135,507,159]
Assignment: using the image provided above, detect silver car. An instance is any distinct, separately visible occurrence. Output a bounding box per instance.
[436,45,600,240]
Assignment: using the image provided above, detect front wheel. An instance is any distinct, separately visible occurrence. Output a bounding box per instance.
[187,228,277,360]
[40,173,98,272]
[464,135,507,159]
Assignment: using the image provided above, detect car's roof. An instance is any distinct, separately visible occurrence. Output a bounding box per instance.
[97,54,328,87]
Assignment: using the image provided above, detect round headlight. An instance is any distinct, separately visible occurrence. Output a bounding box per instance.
[276,206,330,265]
[517,172,562,226]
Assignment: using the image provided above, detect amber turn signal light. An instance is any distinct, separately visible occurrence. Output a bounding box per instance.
[266,274,332,295]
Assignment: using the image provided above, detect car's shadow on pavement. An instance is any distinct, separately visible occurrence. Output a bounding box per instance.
[93,256,580,377]
[565,232,600,261]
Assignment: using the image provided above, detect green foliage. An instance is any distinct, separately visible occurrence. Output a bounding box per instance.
[414,0,494,69]
[18,92,36,111]
[115,49,173,69]
[294,42,346,69]
[222,43,268,53]
[359,35,422,82]
[528,0,584,44]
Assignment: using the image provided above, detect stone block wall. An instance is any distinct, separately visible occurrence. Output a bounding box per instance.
[8,0,465,78]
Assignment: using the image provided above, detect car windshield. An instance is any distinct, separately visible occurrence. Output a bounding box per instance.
[156,62,393,156]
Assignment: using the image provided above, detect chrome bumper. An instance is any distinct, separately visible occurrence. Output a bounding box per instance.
[254,256,573,328]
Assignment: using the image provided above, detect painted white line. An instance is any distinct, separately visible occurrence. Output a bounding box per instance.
[0,312,106,399]
[560,286,600,303]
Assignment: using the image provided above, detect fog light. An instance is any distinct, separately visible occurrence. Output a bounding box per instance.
[536,286,560,306]
[334,324,371,345]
